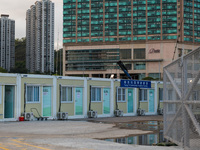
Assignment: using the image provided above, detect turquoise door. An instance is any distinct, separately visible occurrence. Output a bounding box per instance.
[148,89,155,113]
[43,86,52,117]
[75,87,83,115]
[128,89,134,113]
[103,88,110,114]
[4,85,15,118]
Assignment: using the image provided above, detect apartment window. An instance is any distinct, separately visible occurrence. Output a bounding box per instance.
[134,49,145,59]
[61,87,73,102]
[178,48,192,57]
[125,64,132,70]
[120,49,131,59]
[148,73,160,79]
[139,89,147,102]
[192,91,198,100]
[168,89,173,100]
[194,63,200,71]
[184,49,192,55]
[168,103,175,113]
[117,88,126,102]
[159,88,163,102]
[27,86,40,103]
[134,62,146,70]
[91,87,101,102]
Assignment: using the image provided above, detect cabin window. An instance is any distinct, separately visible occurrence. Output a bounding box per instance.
[139,89,147,102]
[91,87,101,102]
[27,86,40,103]
[117,88,126,102]
[61,87,73,102]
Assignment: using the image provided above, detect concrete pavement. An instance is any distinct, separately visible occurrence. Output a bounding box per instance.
[0,116,183,150]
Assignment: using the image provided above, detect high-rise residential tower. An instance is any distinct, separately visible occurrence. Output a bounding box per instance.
[26,0,54,73]
[63,0,200,79]
[0,14,15,72]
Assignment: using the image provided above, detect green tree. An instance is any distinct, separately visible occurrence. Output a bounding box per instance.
[15,37,26,62]
[10,37,27,73]
[10,61,28,73]
[0,67,8,73]
[54,49,63,75]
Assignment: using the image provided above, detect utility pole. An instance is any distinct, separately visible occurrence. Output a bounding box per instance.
[60,48,61,76]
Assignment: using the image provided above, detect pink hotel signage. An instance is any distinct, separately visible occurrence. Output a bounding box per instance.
[148,48,160,54]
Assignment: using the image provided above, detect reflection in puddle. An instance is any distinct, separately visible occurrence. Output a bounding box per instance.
[116,121,163,131]
[105,121,166,146]
[105,131,164,146]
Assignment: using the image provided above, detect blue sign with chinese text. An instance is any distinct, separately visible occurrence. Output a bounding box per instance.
[120,80,151,88]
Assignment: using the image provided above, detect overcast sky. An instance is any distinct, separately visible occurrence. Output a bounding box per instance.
[0,0,63,49]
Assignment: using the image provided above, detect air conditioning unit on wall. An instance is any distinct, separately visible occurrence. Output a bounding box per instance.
[23,112,34,121]
[114,109,123,117]
[157,108,164,115]
[88,110,97,118]
[57,112,68,120]
[137,108,145,116]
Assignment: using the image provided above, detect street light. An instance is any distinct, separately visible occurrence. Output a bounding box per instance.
[110,74,114,79]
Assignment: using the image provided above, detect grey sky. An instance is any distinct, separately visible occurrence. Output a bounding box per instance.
[0,0,63,49]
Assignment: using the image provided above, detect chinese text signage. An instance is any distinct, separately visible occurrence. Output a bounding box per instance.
[120,80,151,88]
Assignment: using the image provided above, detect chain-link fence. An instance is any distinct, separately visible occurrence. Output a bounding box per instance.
[164,47,200,150]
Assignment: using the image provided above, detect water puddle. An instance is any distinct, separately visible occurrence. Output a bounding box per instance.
[105,131,164,146]
[115,121,163,131]
[104,121,170,146]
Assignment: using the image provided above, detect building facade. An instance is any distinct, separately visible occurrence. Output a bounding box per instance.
[0,14,15,72]
[63,0,200,79]
[26,0,55,73]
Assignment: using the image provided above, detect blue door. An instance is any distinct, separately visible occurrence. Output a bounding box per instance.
[128,89,134,113]
[75,87,83,115]
[4,85,15,118]
[103,88,110,114]
[148,89,155,113]
[43,86,52,117]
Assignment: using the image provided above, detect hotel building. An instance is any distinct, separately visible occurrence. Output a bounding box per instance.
[63,0,200,79]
